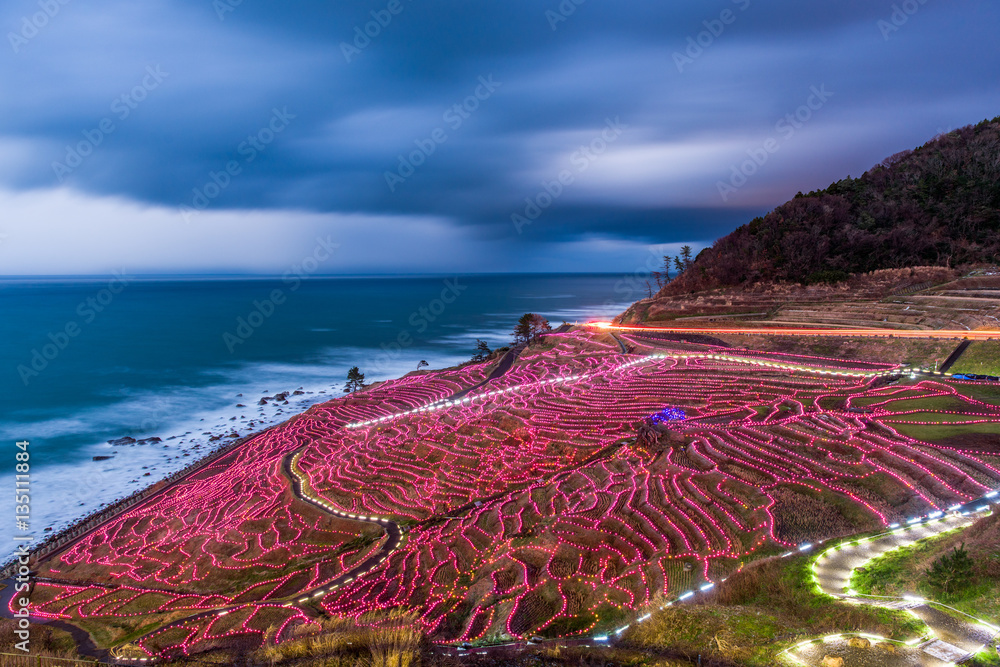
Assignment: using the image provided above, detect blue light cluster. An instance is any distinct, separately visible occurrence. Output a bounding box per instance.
[650,406,686,424]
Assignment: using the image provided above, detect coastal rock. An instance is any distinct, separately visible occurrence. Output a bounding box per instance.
[236,404,246,408]
[293,390,304,395]
[107,436,136,446]
[274,392,288,401]
[138,437,162,445]
[258,398,269,405]
[92,455,114,461]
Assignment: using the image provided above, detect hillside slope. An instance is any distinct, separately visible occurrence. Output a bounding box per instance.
[666,116,1000,293]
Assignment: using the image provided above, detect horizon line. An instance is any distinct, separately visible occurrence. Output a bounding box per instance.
[0,270,635,283]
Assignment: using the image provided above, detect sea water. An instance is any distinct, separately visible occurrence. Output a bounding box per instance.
[0,273,638,558]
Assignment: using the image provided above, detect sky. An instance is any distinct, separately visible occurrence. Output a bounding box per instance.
[0,0,998,276]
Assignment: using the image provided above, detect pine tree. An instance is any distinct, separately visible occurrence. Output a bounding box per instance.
[662,255,672,281]
[344,366,366,393]
[926,543,974,595]
[673,255,685,274]
[513,314,551,345]
[472,339,491,362]
[680,245,694,269]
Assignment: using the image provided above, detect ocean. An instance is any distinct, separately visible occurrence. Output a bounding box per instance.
[0,273,639,557]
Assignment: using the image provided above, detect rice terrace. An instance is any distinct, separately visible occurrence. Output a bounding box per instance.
[6,312,1000,666]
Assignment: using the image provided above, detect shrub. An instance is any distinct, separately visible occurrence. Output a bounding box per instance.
[926,543,975,595]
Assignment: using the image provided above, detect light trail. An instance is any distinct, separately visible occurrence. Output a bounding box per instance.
[587,321,1000,341]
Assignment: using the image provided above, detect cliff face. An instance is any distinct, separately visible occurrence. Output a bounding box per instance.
[663,116,1000,295]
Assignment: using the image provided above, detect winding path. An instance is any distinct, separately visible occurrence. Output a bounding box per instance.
[786,510,999,666]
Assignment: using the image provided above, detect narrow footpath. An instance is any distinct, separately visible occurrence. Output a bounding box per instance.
[790,511,999,666]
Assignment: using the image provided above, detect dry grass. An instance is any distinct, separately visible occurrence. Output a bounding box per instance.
[0,619,82,660]
[254,609,423,667]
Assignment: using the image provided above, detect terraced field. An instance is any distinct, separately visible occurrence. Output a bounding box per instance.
[22,330,1000,661]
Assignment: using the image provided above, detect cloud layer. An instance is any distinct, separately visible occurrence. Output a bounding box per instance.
[1,0,998,274]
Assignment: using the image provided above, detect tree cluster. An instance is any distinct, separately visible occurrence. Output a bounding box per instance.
[664,116,1000,293]
[512,313,551,345]
[925,542,974,595]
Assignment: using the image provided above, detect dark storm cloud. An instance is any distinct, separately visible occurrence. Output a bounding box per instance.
[1,0,999,273]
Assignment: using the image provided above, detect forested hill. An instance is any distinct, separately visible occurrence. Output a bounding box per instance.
[664,116,1000,294]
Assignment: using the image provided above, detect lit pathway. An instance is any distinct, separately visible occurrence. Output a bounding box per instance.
[282,449,405,603]
[784,508,999,666]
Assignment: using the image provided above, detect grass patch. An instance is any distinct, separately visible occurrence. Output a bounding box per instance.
[868,395,981,413]
[949,341,1000,377]
[881,410,996,423]
[952,382,1000,406]
[851,390,927,408]
[891,421,1000,441]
